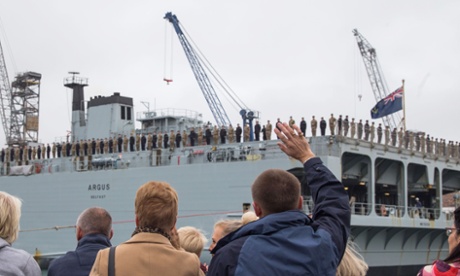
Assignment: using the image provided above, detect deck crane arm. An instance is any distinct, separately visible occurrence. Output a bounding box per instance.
[164,12,231,128]
[0,39,12,145]
[164,12,259,140]
[353,29,400,130]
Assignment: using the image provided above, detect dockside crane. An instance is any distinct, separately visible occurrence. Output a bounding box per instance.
[0,38,13,145]
[164,12,258,140]
[0,33,41,146]
[353,29,402,130]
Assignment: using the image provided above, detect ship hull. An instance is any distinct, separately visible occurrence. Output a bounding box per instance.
[1,137,457,275]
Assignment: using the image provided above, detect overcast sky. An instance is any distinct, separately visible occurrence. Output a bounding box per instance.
[0,0,459,146]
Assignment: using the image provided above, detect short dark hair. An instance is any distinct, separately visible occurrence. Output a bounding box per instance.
[252,169,300,215]
[77,207,112,237]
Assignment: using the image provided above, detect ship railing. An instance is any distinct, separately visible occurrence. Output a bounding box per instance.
[136,108,203,121]
[351,202,371,216]
[199,142,287,164]
[301,199,445,220]
[411,207,441,220]
[376,203,405,217]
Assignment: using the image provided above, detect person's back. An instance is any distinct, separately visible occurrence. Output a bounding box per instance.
[90,181,203,276]
[48,207,113,276]
[0,239,40,276]
[211,210,339,275]
[208,122,350,276]
[47,234,111,276]
[91,232,202,275]
[0,191,41,276]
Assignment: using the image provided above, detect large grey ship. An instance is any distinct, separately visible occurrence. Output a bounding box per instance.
[1,76,459,276]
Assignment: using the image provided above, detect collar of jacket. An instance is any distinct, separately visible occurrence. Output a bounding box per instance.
[77,233,112,248]
[0,237,11,249]
[125,232,173,246]
[212,210,311,254]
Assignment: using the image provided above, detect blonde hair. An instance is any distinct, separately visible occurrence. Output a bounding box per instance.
[0,191,22,244]
[215,219,243,237]
[177,226,207,257]
[241,211,258,225]
[336,240,368,276]
[135,181,178,232]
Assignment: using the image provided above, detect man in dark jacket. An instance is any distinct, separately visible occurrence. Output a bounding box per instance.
[175,131,182,148]
[235,124,242,143]
[48,207,113,276]
[300,117,307,136]
[220,126,227,144]
[205,127,212,145]
[254,121,261,141]
[163,132,169,149]
[189,128,197,146]
[129,134,135,152]
[141,134,147,151]
[208,122,350,276]
[152,132,158,149]
[320,117,327,136]
[117,135,123,153]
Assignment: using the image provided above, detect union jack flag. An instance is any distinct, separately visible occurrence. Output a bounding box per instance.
[370,86,404,119]
[383,87,404,105]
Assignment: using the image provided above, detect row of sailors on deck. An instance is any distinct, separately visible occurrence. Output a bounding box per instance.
[314,113,460,158]
[1,114,458,163]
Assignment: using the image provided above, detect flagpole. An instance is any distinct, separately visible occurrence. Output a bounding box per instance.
[402,79,406,132]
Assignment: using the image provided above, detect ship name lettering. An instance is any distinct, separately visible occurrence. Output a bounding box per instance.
[91,195,106,199]
[376,152,384,156]
[400,157,408,160]
[88,184,110,191]
[350,147,359,151]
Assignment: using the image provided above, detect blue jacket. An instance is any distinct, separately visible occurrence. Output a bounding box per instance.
[208,157,350,276]
[48,233,111,276]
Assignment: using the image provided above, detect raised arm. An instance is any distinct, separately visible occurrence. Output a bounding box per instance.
[274,122,350,257]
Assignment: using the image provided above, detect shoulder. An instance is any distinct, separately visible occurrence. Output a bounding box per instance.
[48,251,77,268]
[208,236,248,275]
[418,260,460,276]
[48,250,81,274]
[0,246,41,275]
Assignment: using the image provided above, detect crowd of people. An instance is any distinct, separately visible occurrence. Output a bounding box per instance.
[1,114,458,166]
[0,122,455,275]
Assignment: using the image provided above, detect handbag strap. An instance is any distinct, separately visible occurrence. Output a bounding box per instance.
[108,246,116,276]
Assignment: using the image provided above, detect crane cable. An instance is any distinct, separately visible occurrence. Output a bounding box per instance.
[163,21,173,84]
[0,13,17,74]
[180,23,248,113]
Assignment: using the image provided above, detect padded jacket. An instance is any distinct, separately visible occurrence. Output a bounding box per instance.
[208,157,350,276]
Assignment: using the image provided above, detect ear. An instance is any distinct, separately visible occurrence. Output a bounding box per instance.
[76,226,84,241]
[135,215,139,227]
[253,202,262,217]
[108,229,114,240]
[297,196,303,209]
